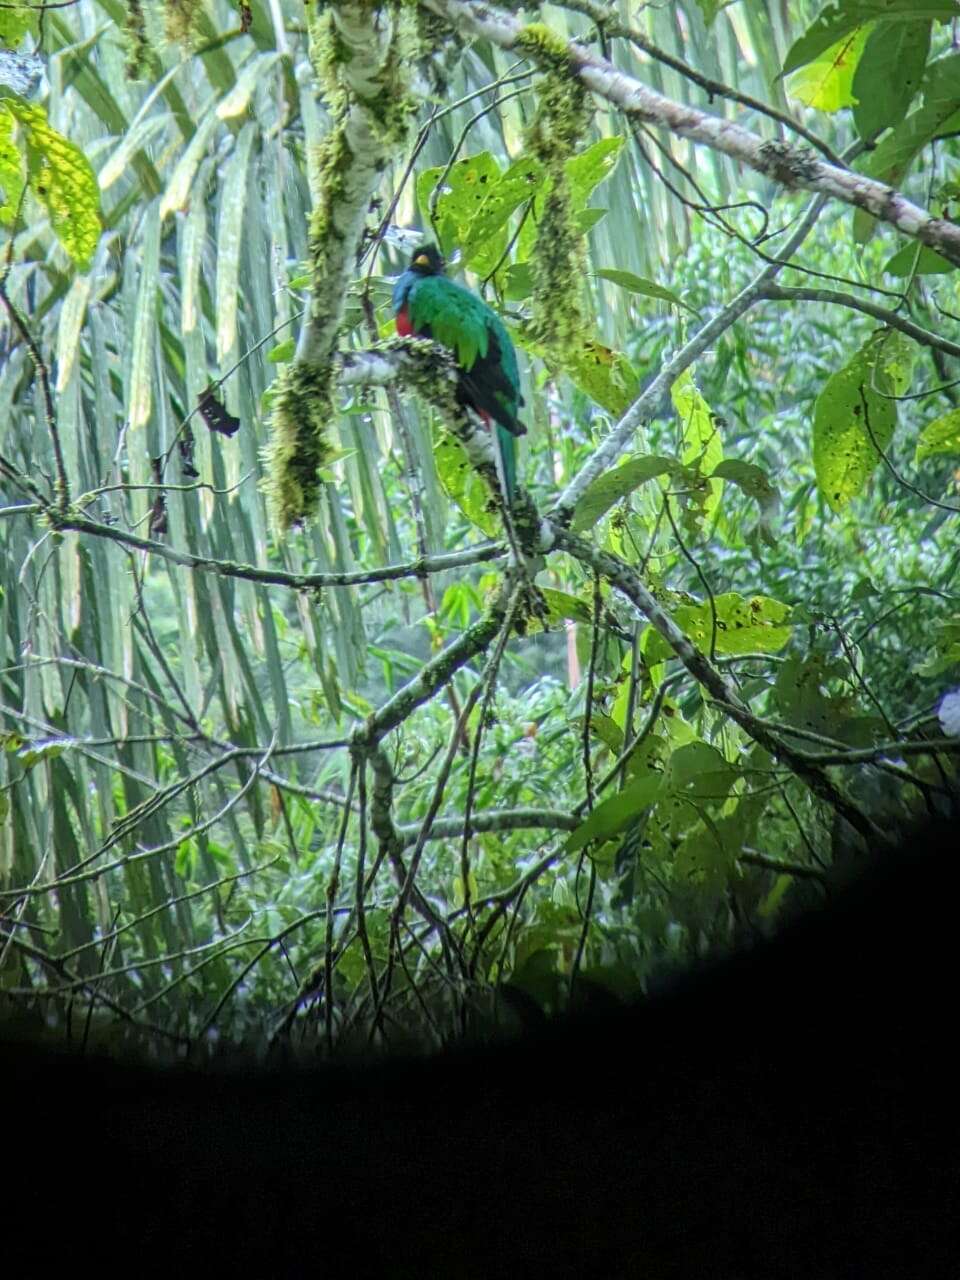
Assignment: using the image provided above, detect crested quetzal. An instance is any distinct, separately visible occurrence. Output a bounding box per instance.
[391,245,525,501]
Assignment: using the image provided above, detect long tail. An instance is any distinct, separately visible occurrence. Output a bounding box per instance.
[496,423,516,503]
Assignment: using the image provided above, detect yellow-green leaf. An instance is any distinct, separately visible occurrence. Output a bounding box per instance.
[0,90,100,267]
[643,593,793,662]
[916,407,960,462]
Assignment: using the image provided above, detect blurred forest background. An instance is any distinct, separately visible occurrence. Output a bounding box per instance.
[1,0,959,1057]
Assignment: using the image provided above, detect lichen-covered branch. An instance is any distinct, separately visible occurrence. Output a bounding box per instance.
[396,807,578,846]
[265,0,414,527]
[423,0,960,266]
[553,192,827,519]
[554,527,885,845]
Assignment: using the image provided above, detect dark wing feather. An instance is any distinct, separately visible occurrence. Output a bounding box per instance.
[460,326,526,438]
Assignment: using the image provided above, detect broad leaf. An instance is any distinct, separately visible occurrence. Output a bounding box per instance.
[813,329,915,510]
[644,593,793,662]
[564,773,663,855]
[853,19,932,138]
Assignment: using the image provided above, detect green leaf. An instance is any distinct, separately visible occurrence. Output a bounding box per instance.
[565,136,625,209]
[267,337,296,363]
[16,737,71,769]
[0,89,101,267]
[665,742,737,806]
[0,4,38,48]
[710,459,780,533]
[562,338,640,416]
[813,328,915,510]
[595,268,699,315]
[540,587,594,626]
[916,407,960,461]
[590,713,625,754]
[782,1,955,78]
[501,261,534,301]
[434,433,498,535]
[460,156,543,272]
[644,593,793,662]
[216,121,257,361]
[673,368,723,519]
[416,152,503,258]
[853,19,932,138]
[564,773,663,855]
[571,455,682,533]
[0,100,24,224]
[883,242,955,275]
[787,25,872,112]
[854,53,960,240]
[129,203,161,430]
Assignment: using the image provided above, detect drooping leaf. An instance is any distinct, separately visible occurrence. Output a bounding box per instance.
[571,455,684,533]
[561,338,640,416]
[709,459,780,534]
[434,433,498,535]
[595,268,699,315]
[813,328,915,510]
[0,88,100,267]
[673,368,723,519]
[564,772,663,855]
[852,19,932,138]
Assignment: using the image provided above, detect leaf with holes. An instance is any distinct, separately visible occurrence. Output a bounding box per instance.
[643,593,793,662]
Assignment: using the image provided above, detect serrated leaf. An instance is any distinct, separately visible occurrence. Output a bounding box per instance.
[644,593,793,662]
[595,268,699,315]
[571,455,682,532]
[564,772,662,855]
[916,407,960,462]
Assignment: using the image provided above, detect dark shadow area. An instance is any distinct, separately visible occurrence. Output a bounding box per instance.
[3,814,956,1277]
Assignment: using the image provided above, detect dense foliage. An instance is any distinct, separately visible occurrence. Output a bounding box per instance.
[1,0,958,1056]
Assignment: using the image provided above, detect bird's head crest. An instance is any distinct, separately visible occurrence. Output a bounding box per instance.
[409,244,445,276]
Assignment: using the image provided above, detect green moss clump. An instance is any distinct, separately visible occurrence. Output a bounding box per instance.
[263,362,337,530]
[515,22,572,68]
[523,66,593,368]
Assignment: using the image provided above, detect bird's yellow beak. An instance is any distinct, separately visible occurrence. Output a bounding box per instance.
[413,253,430,267]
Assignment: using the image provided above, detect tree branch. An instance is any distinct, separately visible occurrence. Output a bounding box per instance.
[424,0,960,265]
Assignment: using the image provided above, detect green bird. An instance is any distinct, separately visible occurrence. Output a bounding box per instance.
[392,244,526,501]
